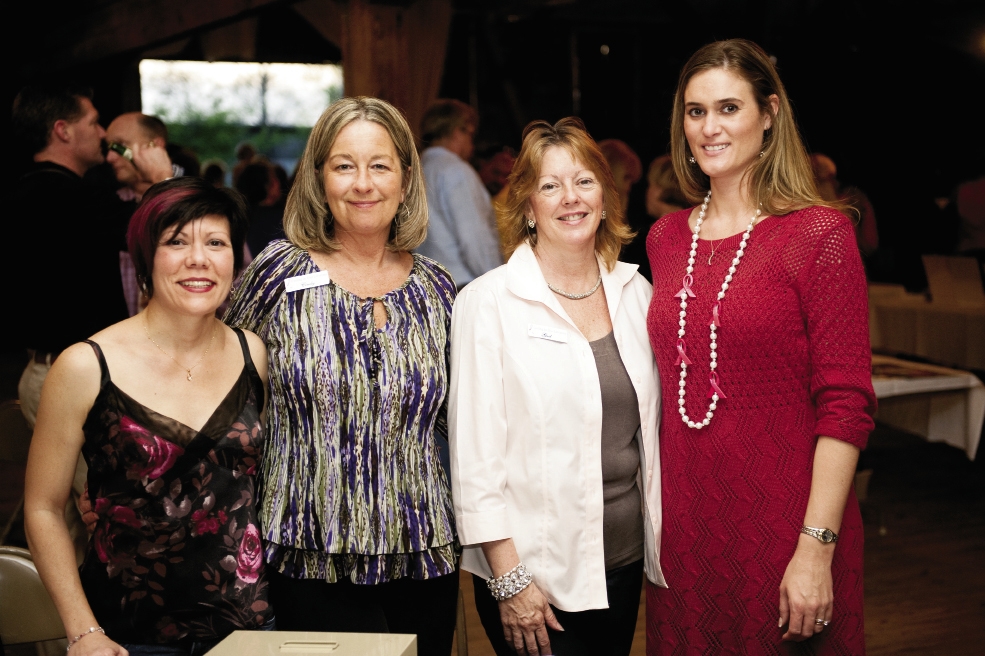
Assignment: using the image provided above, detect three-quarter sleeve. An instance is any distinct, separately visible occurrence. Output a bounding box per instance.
[448,285,512,545]
[797,211,877,448]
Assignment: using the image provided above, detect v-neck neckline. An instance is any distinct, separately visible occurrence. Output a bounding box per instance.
[105,372,245,439]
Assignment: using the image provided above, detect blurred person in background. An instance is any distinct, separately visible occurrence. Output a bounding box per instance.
[232,142,257,186]
[202,159,228,188]
[417,98,503,288]
[235,160,285,257]
[645,155,688,220]
[598,139,642,219]
[956,174,985,266]
[623,154,689,282]
[811,153,879,259]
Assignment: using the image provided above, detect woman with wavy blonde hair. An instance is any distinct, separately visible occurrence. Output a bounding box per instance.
[451,117,665,655]
[646,39,875,654]
[226,97,460,655]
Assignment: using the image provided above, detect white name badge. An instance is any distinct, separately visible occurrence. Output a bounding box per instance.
[284,270,330,293]
[527,324,568,343]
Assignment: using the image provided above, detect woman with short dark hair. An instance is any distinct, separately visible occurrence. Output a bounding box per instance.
[25,177,272,656]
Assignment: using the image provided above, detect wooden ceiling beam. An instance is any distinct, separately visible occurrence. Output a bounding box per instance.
[20,0,289,77]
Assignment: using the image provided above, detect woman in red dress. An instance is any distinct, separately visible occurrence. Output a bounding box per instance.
[645,39,876,655]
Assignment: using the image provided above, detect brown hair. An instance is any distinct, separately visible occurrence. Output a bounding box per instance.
[670,39,825,215]
[647,155,688,208]
[598,139,642,185]
[12,83,93,155]
[420,98,478,146]
[284,96,427,253]
[498,117,633,271]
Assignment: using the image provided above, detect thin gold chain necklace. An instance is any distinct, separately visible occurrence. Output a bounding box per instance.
[707,239,721,265]
[144,316,217,382]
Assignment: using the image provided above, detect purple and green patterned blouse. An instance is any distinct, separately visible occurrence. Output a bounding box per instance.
[224,239,458,584]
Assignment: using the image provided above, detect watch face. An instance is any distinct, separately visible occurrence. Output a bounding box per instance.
[821,529,835,542]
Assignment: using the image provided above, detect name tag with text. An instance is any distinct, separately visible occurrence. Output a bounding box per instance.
[284,270,330,293]
[527,324,568,343]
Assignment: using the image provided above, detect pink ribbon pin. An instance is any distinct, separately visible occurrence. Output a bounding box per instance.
[708,371,727,399]
[710,300,722,328]
[674,339,693,366]
[675,274,696,301]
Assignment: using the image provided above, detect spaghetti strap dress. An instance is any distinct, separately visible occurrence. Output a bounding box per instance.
[77,328,273,644]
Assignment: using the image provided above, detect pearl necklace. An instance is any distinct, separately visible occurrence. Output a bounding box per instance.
[674,191,760,429]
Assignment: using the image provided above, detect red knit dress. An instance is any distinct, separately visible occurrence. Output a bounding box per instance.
[645,206,876,655]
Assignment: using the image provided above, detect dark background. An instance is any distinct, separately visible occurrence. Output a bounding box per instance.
[7,0,985,289]
[438,0,985,288]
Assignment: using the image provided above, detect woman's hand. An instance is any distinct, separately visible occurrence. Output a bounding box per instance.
[68,631,129,656]
[778,535,834,641]
[498,582,563,656]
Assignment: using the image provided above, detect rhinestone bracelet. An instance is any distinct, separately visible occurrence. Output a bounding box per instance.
[486,562,534,601]
[67,626,105,652]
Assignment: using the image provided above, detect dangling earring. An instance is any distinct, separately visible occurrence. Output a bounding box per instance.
[394,203,407,226]
[601,210,607,221]
[688,156,696,164]
[527,218,536,229]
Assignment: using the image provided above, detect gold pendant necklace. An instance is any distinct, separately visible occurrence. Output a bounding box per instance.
[707,239,720,265]
[144,317,217,381]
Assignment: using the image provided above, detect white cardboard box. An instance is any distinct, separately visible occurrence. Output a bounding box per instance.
[207,631,416,656]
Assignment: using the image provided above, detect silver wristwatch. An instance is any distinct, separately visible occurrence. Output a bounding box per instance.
[801,525,838,543]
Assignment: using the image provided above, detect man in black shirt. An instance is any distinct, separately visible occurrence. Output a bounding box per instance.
[11,84,172,426]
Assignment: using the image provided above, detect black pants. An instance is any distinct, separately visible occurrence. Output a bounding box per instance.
[474,559,644,656]
[268,568,460,656]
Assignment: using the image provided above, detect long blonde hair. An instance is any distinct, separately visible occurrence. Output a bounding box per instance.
[670,39,825,216]
[498,117,633,271]
[284,96,428,253]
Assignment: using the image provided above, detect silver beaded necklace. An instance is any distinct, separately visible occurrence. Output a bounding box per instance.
[546,272,603,300]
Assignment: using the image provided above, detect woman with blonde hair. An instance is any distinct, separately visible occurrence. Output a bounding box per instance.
[450,117,665,655]
[225,96,459,655]
[645,39,875,654]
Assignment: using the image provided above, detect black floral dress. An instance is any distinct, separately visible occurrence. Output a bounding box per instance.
[78,328,272,644]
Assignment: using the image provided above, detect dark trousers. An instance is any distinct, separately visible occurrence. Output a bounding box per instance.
[267,568,459,656]
[473,559,643,656]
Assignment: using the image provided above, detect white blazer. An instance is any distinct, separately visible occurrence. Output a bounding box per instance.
[449,242,667,612]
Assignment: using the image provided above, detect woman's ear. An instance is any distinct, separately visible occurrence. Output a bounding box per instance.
[765,94,780,130]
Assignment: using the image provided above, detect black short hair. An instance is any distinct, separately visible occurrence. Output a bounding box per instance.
[236,162,272,205]
[12,83,94,155]
[126,177,249,298]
